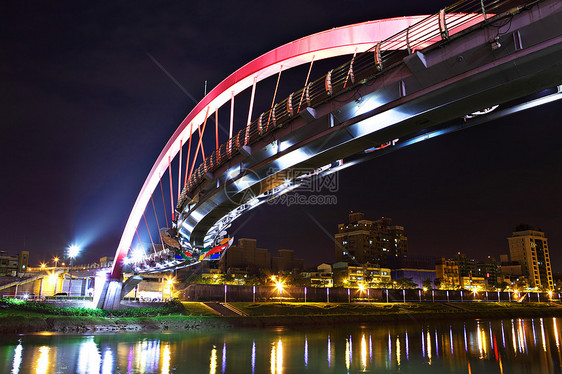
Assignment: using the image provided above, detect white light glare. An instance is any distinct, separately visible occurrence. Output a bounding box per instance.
[131,248,145,263]
[68,245,81,258]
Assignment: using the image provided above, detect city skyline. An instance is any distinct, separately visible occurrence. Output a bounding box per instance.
[1,1,561,270]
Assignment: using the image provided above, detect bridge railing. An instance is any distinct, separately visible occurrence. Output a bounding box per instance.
[180,0,532,206]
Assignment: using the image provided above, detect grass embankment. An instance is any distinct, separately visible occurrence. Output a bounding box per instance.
[0,298,227,334]
[1,297,562,333]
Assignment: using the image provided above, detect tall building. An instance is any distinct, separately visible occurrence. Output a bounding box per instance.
[387,255,436,288]
[272,249,304,273]
[507,226,553,290]
[453,252,502,287]
[332,262,391,288]
[335,212,408,265]
[0,250,29,276]
[435,258,460,289]
[219,239,271,274]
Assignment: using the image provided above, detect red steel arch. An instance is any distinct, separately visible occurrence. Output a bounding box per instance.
[111,15,440,278]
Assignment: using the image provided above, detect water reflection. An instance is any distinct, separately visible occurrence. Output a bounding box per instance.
[161,344,170,374]
[303,337,308,367]
[209,345,217,374]
[1,317,562,373]
[11,341,22,374]
[269,338,283,374]
[327,335,331,367]
[101,349,112,374]
[221,342,226,374]
[77,339,100,374]
[35,346,49,374]
[360,334,367,370]
[251,340,256,373]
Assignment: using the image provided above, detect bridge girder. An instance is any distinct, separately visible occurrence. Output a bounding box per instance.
[180,0,562,249]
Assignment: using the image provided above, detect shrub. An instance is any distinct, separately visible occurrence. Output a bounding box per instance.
[0,297,185,318]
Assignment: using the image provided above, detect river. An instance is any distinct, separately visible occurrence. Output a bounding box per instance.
[1,317,561,373]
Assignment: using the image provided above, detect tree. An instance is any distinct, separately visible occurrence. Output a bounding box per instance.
[378,279,393,289]
[514,279,529,291]
[434,278,442,289]
[498,281,510,291]
[395,277,416,289]
[422,278,433,290]
[285,273,311,287]
[243,275,262,286]
[219,274,234,285]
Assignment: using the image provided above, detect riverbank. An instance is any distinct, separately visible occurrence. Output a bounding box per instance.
[230,301,562,327]
[1,301,561,333]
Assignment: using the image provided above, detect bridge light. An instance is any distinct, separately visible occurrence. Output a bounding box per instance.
[490,36,501,50]
[227,169,239,180]
[248,197,259,207]
[131,248,145,263]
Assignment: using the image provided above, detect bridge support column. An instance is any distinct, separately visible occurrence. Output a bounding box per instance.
[94,273,123,310]
[94,273,144,310]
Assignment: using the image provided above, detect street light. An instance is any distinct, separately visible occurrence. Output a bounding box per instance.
[67,245,81,297]
[53,256,59,269]
[275,280,284,303]
[166,277,175,299]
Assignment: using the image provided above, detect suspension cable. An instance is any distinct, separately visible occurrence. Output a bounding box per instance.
[134,227,143,252]
[183,122,193,189]
[177,140,182,201]
[167,156,175,221]
[215,109,219,150]
[197,112,207,161]
[343,48,357,88]
[246,76,258,144]
[229,91,234,139]
[297,56,314,113]
[188,107,210,180]
[267,65,283,128]
[151,195,165,248]
[142,212,157,254]
[159,178,169,225]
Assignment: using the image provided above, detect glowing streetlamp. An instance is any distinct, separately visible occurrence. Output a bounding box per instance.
[166,277,175,299]
[53,256,59,269]
[67,245,81,297]
[275,280,285,302]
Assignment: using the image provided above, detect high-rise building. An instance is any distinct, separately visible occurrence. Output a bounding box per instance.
[335,212,408,265]
[219,239,271,273]
[453,252,502,287]
[435,257,460,289]
[507,226,553,290]
[272,249,304,273]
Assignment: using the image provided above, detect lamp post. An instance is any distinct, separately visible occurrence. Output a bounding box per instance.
[67,245,80,297]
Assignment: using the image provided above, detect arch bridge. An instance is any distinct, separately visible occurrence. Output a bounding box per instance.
[95,0,562,309]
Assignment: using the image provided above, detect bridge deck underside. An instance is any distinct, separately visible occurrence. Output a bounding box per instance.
[178,0,562,250]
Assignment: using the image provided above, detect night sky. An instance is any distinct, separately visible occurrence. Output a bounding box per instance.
[1,1,561,270]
